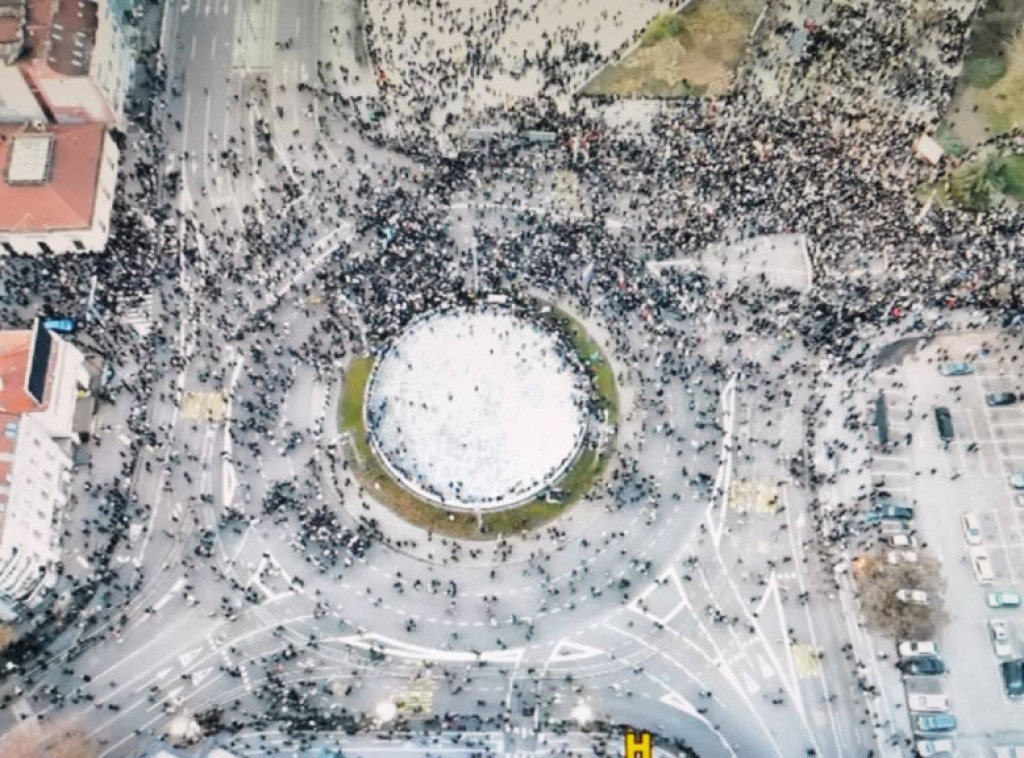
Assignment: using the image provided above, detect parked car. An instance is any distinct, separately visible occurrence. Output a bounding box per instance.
[934,407,954,440]
[916,739,954,757]
[896,589,929,606]
[898,656,946,676]
[888,533,917,548]
[907,693,950,713]
[887,550,918,565]
[41,316,77,334]
[972,547,995,584]
[899,640,938,658]
[867,503,914,524]
[1011,473,1024,490]
[1001,659,1024,698]
[987,591,1022,609]
[938,362,973,376]
[990,619,1013,658]
[961,511,983,545]
[987,392,1019,407]
[914,713,957,734]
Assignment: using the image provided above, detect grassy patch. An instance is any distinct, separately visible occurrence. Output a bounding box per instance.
[971,26,1024,133]
[996,153,1024,199]
[921,153,1024,210]
[640,13,686,47]
[583,0,763,99]
[962,56,1007,88]
[540,305,620,427]
[337,320,617,540]
[934,125,966,158]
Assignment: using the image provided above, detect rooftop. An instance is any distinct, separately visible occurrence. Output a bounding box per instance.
[0,330,34,415]
[6,132,52,183]
[0,121,106,233]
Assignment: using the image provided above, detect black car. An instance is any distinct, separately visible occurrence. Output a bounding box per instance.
[898,655,945,676]
[1002,659,1024,698]
[934,407,954,441]
[987,392,1019,407]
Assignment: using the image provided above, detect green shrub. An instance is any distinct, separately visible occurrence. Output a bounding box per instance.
[935,126,967,157]
[640,13,685,47]
[996,154,1024,199]
[963,56,1008,88]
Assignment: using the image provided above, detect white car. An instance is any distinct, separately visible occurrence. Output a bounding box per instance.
[907,693,950,713]
[888,533,917,548]
[916,739,953,757]
[971,547,995,584]
[887,550,919,564]
[899,640,938,659]
[897,589,929,606]
[989,619,1013,658]
[961,512,983,546]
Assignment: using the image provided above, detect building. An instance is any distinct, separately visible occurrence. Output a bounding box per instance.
[0,0,138,126]
[0,121,119,254]
[0,320,97,616]
[0,0,139,254]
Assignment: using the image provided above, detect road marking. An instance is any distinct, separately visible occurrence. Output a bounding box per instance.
[191,666,214,686]
[153,577,187,612]
[178,646,204,668]
[545,639,603,665]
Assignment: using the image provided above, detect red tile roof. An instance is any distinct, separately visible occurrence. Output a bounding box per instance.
[0,17,20,44]
[22,0,53,59]
[0,122,105,233]
[47,0,96,75]
[0,331,35,415]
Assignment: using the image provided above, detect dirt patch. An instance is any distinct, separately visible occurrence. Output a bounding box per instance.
[583,0,763,98]
[942,0,1024,147]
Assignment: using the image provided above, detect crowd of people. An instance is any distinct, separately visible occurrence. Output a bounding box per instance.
[0,0,1021,755]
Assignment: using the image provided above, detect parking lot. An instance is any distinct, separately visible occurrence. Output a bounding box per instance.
[868,332,1024,756]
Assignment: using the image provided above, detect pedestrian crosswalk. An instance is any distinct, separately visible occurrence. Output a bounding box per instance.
[397,677,435,715]
[117,291,155,337]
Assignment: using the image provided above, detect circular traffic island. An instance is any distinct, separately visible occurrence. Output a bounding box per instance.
[339,300,618,539]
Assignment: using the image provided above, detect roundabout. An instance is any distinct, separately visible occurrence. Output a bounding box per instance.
[365,306,589,509]
[341,300,619,536]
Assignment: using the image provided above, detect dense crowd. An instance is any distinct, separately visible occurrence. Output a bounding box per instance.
[0,0,1020,756]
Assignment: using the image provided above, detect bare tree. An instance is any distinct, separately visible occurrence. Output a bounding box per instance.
[853,550,948,639]
[0,625,15,653]
[0,719,95,758]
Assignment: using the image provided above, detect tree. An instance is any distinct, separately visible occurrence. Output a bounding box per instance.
[0,625,15,653]
[963,57,1007,89]
[853,550,948,639]
[0,720,95,758]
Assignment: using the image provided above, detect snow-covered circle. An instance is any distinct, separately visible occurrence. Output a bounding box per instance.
[365,307,590,510]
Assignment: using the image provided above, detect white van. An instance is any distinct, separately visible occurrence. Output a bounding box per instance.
[961,512,983,545]
[907,693,950,713]
[971,547,995,584]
